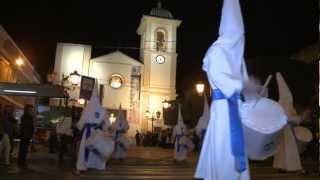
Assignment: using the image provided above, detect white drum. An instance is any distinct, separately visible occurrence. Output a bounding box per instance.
[240,97,287,160]
[87,130,115,161]
[293,126,313,153]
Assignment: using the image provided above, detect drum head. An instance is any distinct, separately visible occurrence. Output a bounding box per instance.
[294,126,313,142]
[240,97,287,134]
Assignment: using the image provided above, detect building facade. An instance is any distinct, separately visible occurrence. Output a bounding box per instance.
[0,25,40,111]
[52,4,181,136]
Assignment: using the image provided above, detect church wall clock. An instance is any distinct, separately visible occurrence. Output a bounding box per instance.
[156,55,165,64]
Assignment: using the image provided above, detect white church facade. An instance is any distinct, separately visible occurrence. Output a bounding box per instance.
[52,3,181,136]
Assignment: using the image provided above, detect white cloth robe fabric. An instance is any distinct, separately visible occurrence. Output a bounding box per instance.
[172,105,190,161]
[76,86,111,171]
[196,93,210,140]
[112,109,130,159]
[273,72,302,171]
[194,0,250,179]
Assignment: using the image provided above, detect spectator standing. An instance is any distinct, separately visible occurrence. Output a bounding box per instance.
[0,108,11,166]
[3,105,17,155]
[18,104,35,168]
[135,130,140,146]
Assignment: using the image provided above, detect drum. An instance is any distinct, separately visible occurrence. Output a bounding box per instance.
[87,130,115,161]
[293,126,312,153]
[240,97,287,160]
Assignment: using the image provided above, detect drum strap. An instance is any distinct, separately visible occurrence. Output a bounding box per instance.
[82,121,105,162]
[212,89,247,173]
[288,123,298,141]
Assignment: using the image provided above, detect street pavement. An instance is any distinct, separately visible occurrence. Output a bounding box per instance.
[0,146,318,180]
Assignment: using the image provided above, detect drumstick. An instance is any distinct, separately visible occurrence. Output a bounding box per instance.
[259,75,273,97]
[252,75,273,108]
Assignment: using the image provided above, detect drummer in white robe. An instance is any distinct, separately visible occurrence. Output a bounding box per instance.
[273,72,304,172]
[112,105,130,160]
[76,85,111,171]
[172,104,194,162]
[194,0,250,179]
[195,93,210,149]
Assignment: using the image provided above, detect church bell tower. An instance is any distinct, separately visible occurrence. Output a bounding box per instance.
[137,1,181,132]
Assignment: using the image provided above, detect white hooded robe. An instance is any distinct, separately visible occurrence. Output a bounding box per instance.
[76,86,111,171]
[172,104,193,161]
[112,106,130,159]
[194,0,250,179]
[273,72,302,171]
[195,93,210,147]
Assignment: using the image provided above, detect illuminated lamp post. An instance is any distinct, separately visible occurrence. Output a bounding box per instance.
[196,83,205,95]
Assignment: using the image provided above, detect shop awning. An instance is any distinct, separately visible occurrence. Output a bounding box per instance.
[0,82,66,97]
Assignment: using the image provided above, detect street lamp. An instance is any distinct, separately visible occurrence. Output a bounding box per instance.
[144,110,161,134]
[69,70,81,86]
[162,100,171,109]
[78,98,86,105]
[15,58,24,66]
[196,83,205,94]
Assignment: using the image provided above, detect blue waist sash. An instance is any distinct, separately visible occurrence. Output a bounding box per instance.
[212,89,246,173]
[176,134,188,152]
[82,121,105,161]
[114,129,125,151]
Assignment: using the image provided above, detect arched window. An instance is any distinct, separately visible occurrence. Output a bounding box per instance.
[156,29,166,52]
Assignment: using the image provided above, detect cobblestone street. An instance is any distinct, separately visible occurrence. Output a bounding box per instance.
[0,147,318,180]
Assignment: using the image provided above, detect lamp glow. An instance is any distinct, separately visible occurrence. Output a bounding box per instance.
[69,70,81,85]
[78,98,85,105]
[196,83,205,94]
[16,58,24,66]
[109,113,116,124]
[144,110,151,118]
[162,100,171,109]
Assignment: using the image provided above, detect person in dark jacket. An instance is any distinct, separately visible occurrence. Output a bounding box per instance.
[3,105,17,155]
[18,104,34,168]
[135,130,140,146]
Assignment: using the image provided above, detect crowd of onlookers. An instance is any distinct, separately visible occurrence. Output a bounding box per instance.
[0,104,35,168]
[134,128,201,151]
[0,102,317,171]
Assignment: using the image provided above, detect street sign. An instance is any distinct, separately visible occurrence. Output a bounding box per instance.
[79,76,95,100]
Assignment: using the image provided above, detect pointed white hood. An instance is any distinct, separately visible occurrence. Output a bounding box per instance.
[116,104,127,124]
[215,0,245,75]
[177,104,185,127]
[113,104,129,132]
[202,0,247,96]
[276,72,299,121]
[77,84,110,130]
[196,93,210,135]
[219,0,244,38]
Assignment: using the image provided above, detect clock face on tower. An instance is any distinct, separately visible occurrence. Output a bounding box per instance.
[156,55,165,64]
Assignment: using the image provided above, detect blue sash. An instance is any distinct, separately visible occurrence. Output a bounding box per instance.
[176,134,188,152]
[212,89,246,173]
[82,121,105,161]
[114,129,125,152]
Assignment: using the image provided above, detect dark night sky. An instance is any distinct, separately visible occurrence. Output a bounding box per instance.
[1,0,318,106]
